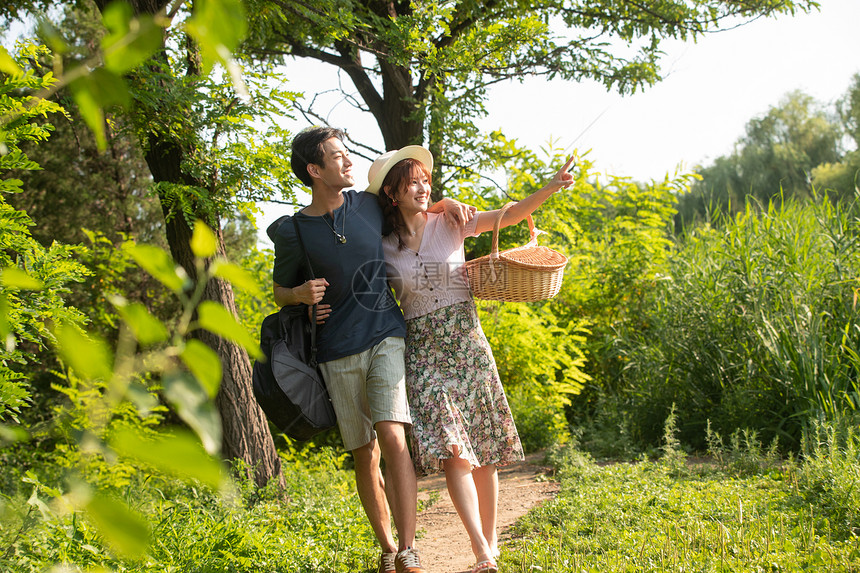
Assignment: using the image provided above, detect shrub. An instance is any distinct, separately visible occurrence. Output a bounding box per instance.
[571,394,639,460]
[795,417,860,538]
[0,51,91,424]
[479,301,589,449]
[705,420,782,477]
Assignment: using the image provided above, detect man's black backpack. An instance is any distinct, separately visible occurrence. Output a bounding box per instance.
[252,304,336,441]
[251,216,336,441]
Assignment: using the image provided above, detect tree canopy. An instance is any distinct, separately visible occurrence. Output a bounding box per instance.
[677,83,858,227]
[243,0,818,198]
[2,0,293,486]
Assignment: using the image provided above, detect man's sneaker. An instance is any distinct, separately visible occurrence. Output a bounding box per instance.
[378,551,396,573]
[395,547,425,573]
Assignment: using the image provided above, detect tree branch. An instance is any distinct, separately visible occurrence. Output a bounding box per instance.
[292,97,381,162]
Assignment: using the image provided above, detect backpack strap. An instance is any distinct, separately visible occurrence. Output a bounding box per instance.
[291,216,320,368]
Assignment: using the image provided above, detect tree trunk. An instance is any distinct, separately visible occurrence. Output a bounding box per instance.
[376,61,423,151]
[427,76,446,203]
[150,171,283,487]
[94,0,284,488]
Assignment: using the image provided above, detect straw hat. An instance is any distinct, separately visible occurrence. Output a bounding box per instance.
[366,145,434,195]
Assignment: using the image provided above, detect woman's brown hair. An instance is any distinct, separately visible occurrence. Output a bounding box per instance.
[377,158,433,250]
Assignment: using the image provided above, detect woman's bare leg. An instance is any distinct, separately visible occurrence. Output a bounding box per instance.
[472,464,499,557]
[443,448,494,563]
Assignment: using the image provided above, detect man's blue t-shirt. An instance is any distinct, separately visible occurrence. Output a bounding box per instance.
[268,189,406,363]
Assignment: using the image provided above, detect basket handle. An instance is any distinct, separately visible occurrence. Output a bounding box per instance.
[490,202,538,261]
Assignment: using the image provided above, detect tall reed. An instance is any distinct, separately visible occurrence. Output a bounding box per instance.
[614,196,860,449]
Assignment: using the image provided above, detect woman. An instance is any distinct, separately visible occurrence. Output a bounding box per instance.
[367,145,574,573]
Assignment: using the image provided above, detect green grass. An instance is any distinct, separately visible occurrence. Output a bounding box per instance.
[1,447,383,573]
[500,441,860,572]
[4,421,858,572]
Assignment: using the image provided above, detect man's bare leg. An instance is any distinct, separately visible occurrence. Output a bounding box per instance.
[374,421,417,549]
[353,438,398,553]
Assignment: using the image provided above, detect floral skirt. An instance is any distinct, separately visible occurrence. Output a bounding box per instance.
[405,300,524,476]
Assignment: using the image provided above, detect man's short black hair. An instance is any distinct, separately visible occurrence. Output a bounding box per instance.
[291,126,347,187]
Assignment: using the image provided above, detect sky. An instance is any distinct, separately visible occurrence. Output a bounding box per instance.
[274,0,860,191]
[485,0,860,182]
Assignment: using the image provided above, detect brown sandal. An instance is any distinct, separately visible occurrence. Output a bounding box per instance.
[471,560,498,573]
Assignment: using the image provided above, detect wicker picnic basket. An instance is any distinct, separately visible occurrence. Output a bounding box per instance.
[464,202,568,302]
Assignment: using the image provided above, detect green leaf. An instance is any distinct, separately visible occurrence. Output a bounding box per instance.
[186,0,247,75]
[163,371,222,454]
[196,301,262,359]
[68,73,125,149]
[101,1,163,74]
[212,261,263,295]
[26,487,54,521]
[180,339,222,398]
[53,323,114,382]
[190,220,218,258]
[69,68,131,150]
[0,423,29,446]
[35,18,68,56]
[85,492,150,557]
[0,178,24,194]
[123,242,188,293]
[0,294,8,339]
[110,426,225,488]
[112,298,169,346]
[0,267,44,290]
[100,0,132,37]
[0,45,21,75]
[126,381,160,417]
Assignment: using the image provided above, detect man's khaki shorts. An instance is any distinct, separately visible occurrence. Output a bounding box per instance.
[320,336,411,451]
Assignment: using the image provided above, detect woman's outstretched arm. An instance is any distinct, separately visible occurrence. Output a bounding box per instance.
[473,155,575,235]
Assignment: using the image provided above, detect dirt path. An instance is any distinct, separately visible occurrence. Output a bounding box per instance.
[414,452,559,573]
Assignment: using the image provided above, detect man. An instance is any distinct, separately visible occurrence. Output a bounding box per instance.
[268,126,472,573]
